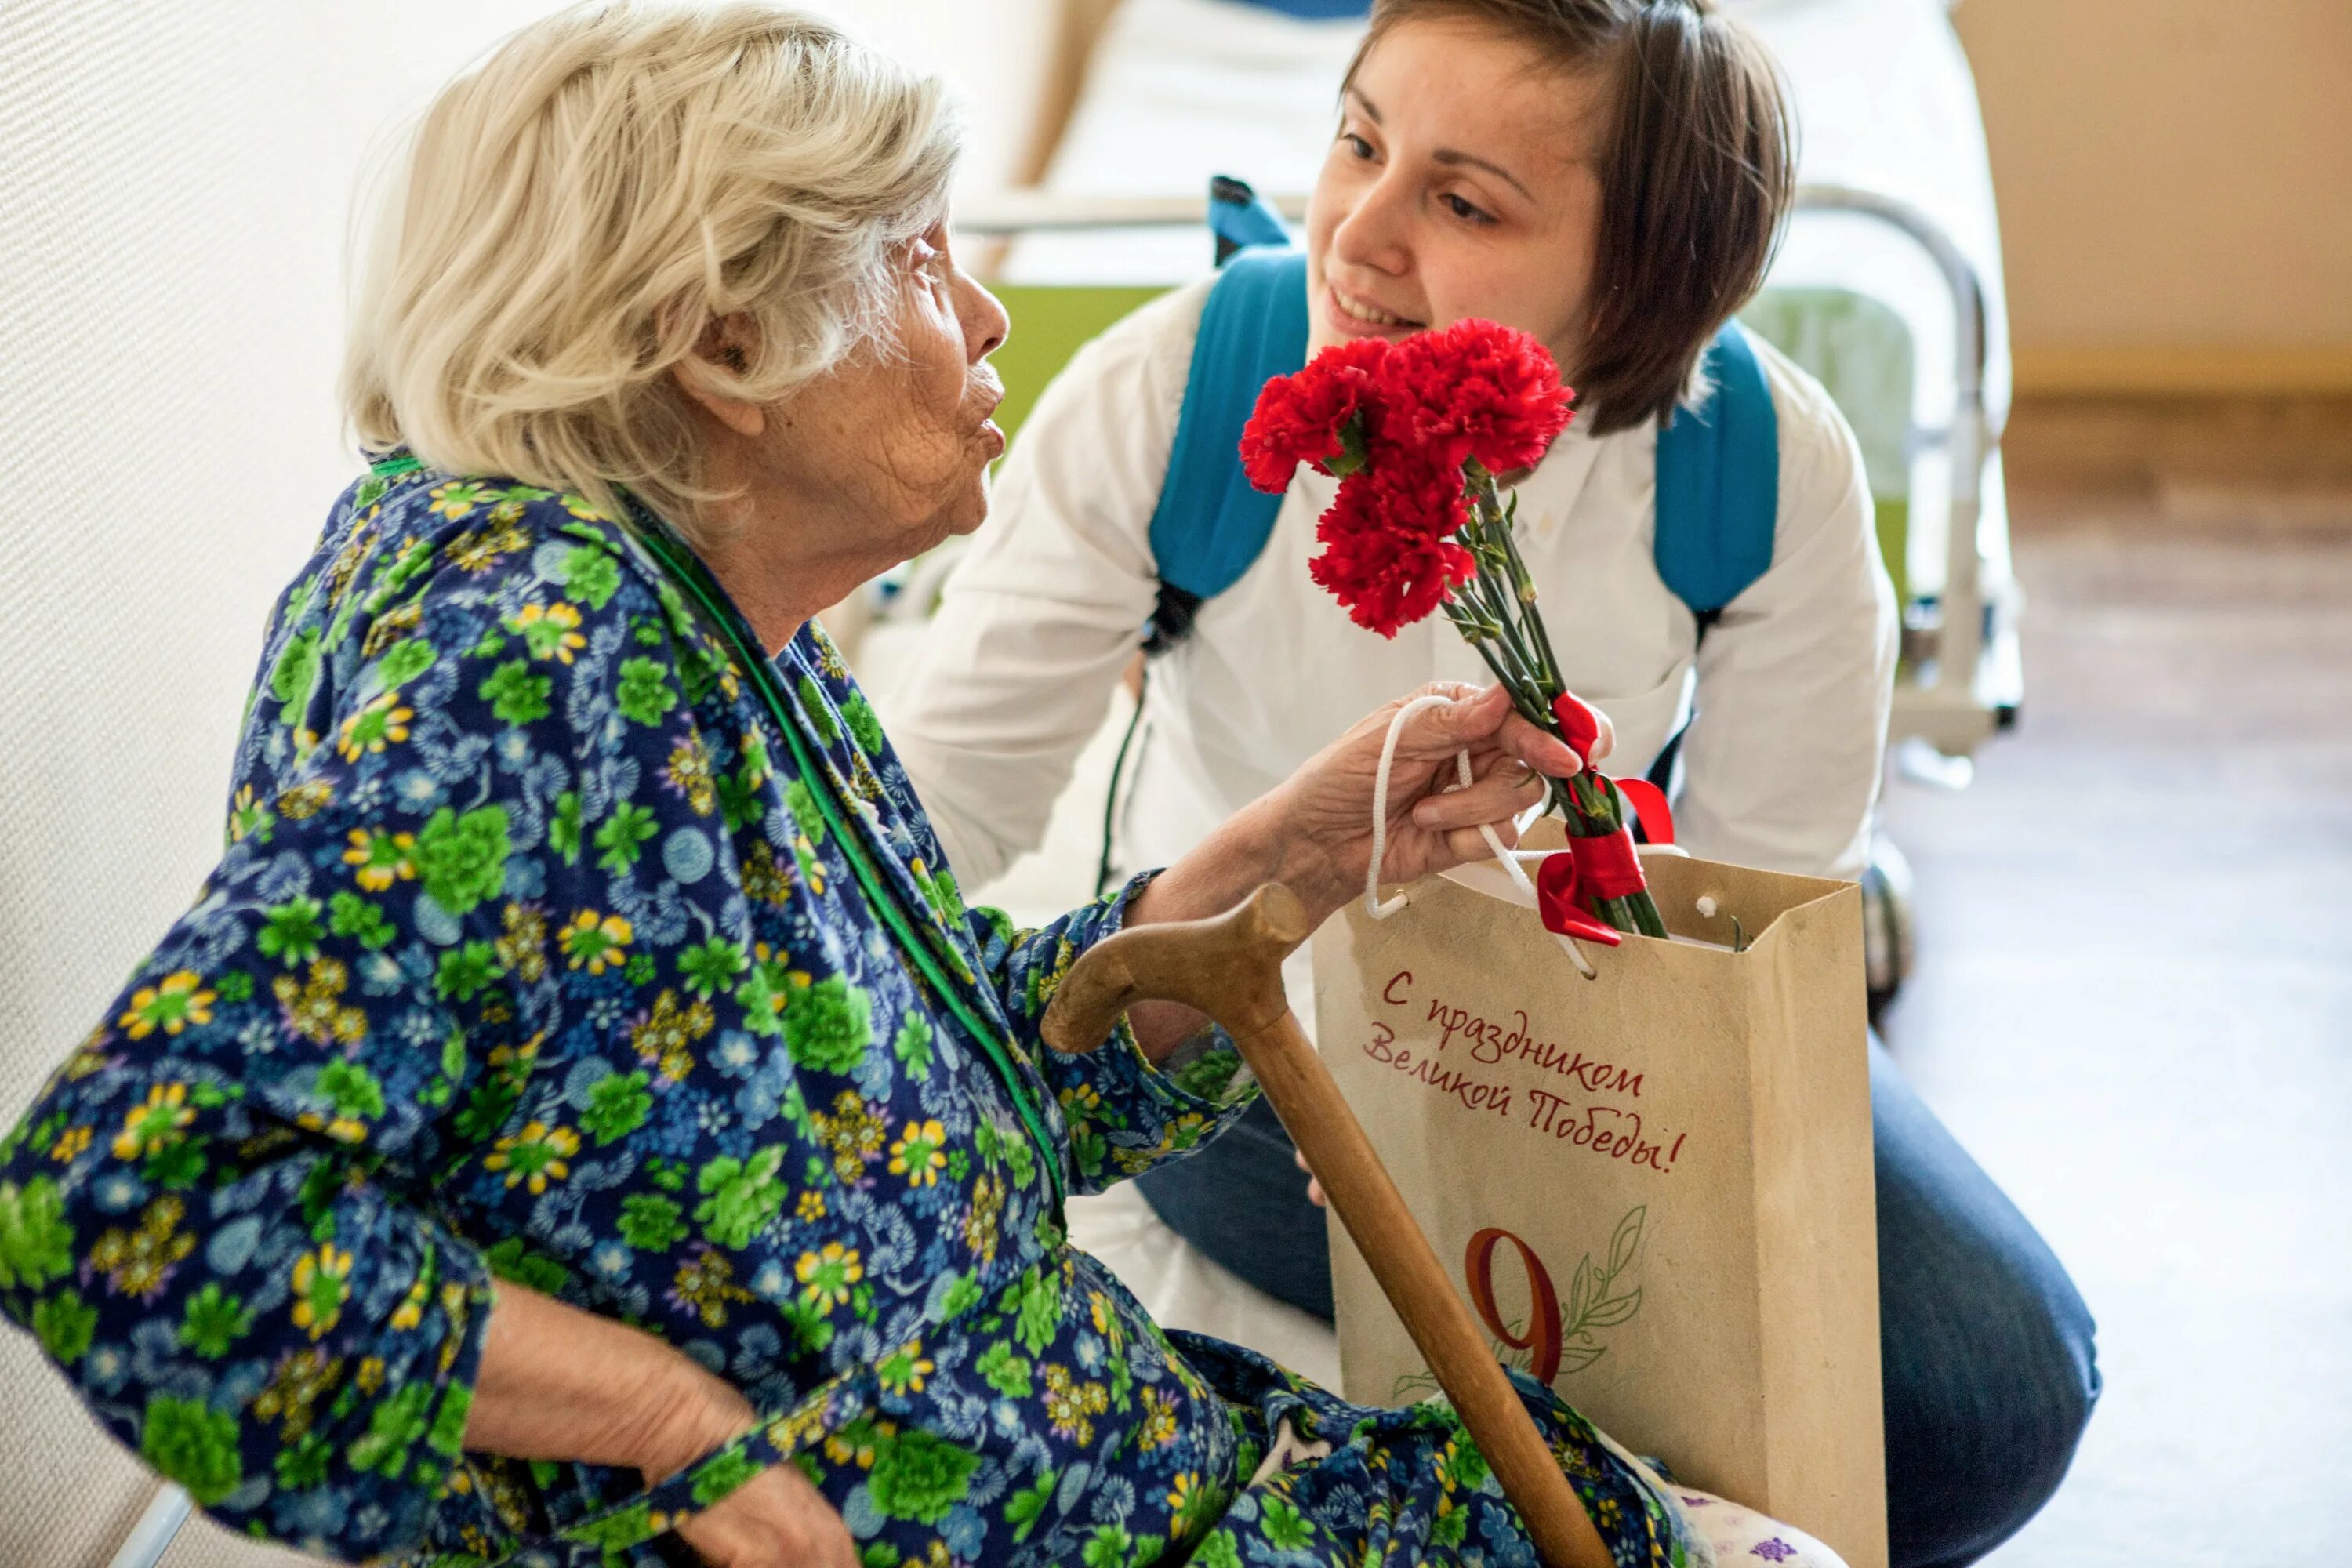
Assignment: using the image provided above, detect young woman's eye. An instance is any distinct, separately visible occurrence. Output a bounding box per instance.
[1341,132,1375,162]
[1443,192,1497,227]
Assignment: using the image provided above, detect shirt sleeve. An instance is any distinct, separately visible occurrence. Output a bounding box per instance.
[880,282,1206,888]
[0,596,525,1558]
[0,503,756,1558]
[1671,360,1900,880]
[965,877,1259,1199]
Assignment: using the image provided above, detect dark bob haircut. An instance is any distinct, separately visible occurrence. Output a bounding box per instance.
[1344,0,1796,436]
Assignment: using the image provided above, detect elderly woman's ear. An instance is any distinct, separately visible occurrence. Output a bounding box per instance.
[673,314,768,439]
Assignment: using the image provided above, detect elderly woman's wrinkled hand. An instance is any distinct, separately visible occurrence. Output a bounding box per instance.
[670,1464,858,1568]
[1264,681,1608,926]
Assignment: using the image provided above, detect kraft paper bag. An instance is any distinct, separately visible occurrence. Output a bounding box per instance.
[1315,833,1887,1568]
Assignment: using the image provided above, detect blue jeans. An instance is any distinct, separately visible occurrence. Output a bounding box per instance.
[1133,1038,2100,1568]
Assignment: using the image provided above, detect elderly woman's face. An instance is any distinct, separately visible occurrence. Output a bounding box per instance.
[757,222,1009,556]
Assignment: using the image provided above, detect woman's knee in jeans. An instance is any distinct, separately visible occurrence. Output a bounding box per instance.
[1888,1265,2100,1565]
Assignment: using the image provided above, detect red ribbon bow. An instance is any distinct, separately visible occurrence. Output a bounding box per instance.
[1534,775,1675,948]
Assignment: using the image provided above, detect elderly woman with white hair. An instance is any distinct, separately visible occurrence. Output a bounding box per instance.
[0,5,1853,1567]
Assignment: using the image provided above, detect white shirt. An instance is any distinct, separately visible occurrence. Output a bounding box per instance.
[890,278,1897,898]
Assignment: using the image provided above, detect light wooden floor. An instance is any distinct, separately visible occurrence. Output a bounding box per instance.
[1877,484,2352,1565]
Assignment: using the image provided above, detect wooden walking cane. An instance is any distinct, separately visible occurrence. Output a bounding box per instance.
[1040,884,1614,1568]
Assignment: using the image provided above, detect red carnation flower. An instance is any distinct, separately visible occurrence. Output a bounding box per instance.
[1239,336,1392,492]
[1378,318,1573,476]
[1306,463,1476,637]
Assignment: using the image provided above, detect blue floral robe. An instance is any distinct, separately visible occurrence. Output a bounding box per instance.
[0,458,1691,1567]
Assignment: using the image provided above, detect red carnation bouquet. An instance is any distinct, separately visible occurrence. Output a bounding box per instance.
[1240,321,1668,938]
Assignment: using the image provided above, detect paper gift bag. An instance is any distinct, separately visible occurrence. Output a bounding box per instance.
[1315,837,1887,1568]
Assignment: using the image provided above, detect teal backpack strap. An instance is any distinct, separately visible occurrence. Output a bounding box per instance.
[1653,320,1779,622]
[1207,173,1291,263]
[1142,227,1308,651]
[1642,320,1780,802]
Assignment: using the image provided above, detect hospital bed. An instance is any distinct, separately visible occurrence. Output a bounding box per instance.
[855,0,2020,1386]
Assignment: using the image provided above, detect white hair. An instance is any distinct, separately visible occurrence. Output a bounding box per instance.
[341,0,961,530]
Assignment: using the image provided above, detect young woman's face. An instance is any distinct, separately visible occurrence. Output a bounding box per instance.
[1306,18,1606,378]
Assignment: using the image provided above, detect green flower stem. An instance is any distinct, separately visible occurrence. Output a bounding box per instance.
[1445,476,1668,939]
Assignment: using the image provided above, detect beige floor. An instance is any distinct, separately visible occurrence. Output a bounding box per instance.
[1876,487,2352,1565]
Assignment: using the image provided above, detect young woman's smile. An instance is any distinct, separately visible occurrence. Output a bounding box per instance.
[1305,16,1608,374]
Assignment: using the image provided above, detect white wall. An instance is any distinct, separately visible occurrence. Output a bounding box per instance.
[1955,0,2352,390]
[0,4,1040,1563]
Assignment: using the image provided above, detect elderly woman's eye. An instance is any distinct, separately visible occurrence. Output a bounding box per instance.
[909,241,953,291]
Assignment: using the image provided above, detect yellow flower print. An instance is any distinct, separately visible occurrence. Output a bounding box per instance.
[560,491,610,523]
[428,480,492,520]
[292,1244,354,1340]
[877,1341,935,1396]
[117,972,216,1040]
[227,784,275,845]
[510,601,588,665]
[739,840,795,907]
[766,1402,831,1457]
[89,1196,194,1300]
[295,1107,372,1146]
[338,692,414,763]
[111,1083,196,1160]
[671,1248,754,1328]
[561,909,635,975]
[1042,1363,1110,1446]
[796,1190,826,1223]
[50,1125,92,1163]
[390,1276,430,1332]
[848,753,884,804]
[737,729,770,790]
[274,958,366,1046]
[276,779,335,821]
[448,522,528,575]
[1168,1472,1212,1528]
[484,1121,580,1194]
[356,1356,387,1395]
[822,1420,892,1471]
[342,827,417,891]
[361,596,423,656]
[629,989,714,1082]
[253,1348,342,1440]
[810,1091,886,1184]
[887,1120,949,1188]
[495,902,550,985]
[438,1282,477,1375]
[63,1024,108,1082]
[794,833,828,896]
[324,524,376,605]
[1135,1385,1181,1452]
[962,1173,1003,1265]
[793,1241,863,1312]
[664,734,717,816]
